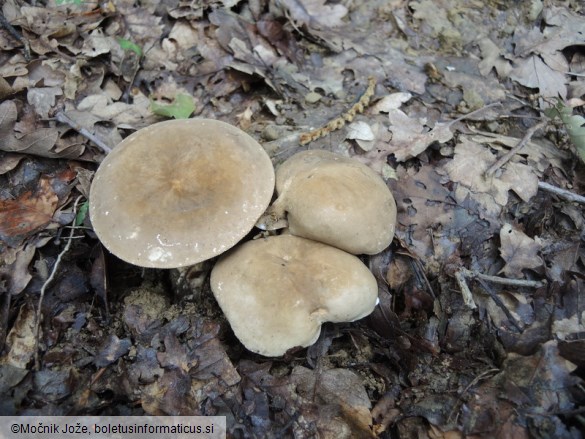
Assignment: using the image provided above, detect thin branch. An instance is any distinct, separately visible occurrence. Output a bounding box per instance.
[460,268,546,288]
[476,277,523,332]
[0,12,31,61]
[55,111,112,154]
[486,119,548,177]
[450,102,503,124]
[454,269,477,309]
[538,181,585,204]
[34,196,84,370]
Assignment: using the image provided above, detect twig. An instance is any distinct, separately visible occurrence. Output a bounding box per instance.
[55,111,112,154]
[34,196,83,370]
[476,277,523,332]
[485,119,548,177]
[460,268,545,288]
[454,269,477,309]
[0,12,31,61]
[538,181,585,204]
[455,268,546,314]
[450,102,503,124]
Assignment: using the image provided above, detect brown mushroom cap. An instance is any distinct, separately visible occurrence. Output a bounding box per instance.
[259,150,396,255]
[89,119,275,268]
[210,235,378,356]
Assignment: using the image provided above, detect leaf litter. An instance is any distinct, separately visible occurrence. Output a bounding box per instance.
[0,0,584,437]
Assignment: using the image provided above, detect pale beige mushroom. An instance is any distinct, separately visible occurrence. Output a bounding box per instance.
[257,150,396,255]
[210,235,378,356]
[89,119,275,268]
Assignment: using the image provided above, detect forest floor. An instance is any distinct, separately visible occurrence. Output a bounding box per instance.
[0,0,584,438]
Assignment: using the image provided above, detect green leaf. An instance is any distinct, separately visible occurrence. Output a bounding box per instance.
[150,94,195,119]
[545,101,585,162]
[118,38,142,57]
[56,0,84,5]
[75,201,89,227]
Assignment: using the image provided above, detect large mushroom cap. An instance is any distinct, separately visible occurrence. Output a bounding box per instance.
[89,119,275,268]
[210,235,378,356]
[260,150,396,255]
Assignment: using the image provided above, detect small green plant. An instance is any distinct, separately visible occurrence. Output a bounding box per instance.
[150,94,195,119]
[117,38,142,57]
[75,201,89,227]
[545,101,585,163]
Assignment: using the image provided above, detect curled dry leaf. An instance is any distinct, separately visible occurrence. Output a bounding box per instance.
[371,92,412,113]
[346,121,375,148]
[2,303,36,368]
[256,19,303,65]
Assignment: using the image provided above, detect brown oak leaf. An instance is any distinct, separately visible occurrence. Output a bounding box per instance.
[499,223,542,278]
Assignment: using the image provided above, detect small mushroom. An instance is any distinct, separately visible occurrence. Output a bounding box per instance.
[89,119,275,268]
[210,235,378,356]
[257,150,396,255]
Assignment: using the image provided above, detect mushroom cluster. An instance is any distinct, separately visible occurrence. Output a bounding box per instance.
[90,120,396,356]
[210,150,397,356]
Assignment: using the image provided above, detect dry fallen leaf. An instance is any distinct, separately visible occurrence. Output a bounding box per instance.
[291,366,374,438]
[499,223,542,278]
[477,37,513,77]
[76,92,155,129]
[386,109,455,162]
[282,0,348,29]
[0,244,35,296]
[410,0,462,48]
[391,166,454,259]
[510,55,567,99]
[467,130,569,173]
[0,176,58,247]
[27,86,63,119]
[371,92,412,113]
[346,121,375,141]
[0,100,62,158]
[440,137,538,217]
[553,312,585,341]
[2,302,37,368]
